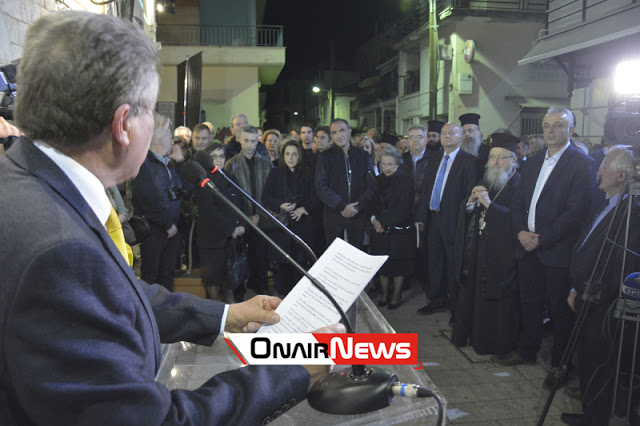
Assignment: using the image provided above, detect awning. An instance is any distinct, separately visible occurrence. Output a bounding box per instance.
[519,7,640,65]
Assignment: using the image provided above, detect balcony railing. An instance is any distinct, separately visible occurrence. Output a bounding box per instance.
[157,25,283,47]
[436,0,546,18]
[546,0,636,35]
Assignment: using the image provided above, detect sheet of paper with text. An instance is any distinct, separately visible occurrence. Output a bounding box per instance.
[258,238,388,333]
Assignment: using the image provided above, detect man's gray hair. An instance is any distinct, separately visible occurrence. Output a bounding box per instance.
[546,106,575,128]
[240,125,259,137]
[408,125,427,135]
[230,114,248,125]
[15,11,159,149]
[607,145,634,178]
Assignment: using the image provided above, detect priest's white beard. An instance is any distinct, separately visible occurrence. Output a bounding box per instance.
[484,164,510,190]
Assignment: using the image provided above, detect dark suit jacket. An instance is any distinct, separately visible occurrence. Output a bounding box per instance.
[511,145,596,267]
[0,139,308,425]
[571,196,640,310]
[400,150,430,200]
[416,148,482,242]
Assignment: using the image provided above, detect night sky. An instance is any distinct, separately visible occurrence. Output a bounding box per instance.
[263,0,408,80]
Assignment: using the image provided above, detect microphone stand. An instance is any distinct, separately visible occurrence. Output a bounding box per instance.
[188,165,443,423]
[537,179,637,425]
[210,166,318,263]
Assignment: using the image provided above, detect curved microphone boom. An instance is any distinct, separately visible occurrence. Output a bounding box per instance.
[180,161,442,422]
[191,151,317,263]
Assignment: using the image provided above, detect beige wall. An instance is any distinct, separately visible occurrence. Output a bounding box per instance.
[201,80,260,133]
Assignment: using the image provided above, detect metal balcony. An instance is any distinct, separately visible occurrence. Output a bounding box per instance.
[156,24,284,47]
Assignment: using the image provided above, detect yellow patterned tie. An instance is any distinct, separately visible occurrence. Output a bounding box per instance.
[105,206,133,266]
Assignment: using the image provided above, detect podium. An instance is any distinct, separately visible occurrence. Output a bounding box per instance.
[155,293,446,425]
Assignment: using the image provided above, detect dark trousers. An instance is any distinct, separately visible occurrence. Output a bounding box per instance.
[199,247,231,290]
[140,229,178,291]
[426,212,455,313]
[246,230,268,294]
[323,210,367,252]
[517,252,573,365]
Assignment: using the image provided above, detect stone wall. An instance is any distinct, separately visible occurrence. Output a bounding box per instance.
[0,0,105,65]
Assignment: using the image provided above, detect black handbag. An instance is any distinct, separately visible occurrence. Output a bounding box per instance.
[227,238,249,289]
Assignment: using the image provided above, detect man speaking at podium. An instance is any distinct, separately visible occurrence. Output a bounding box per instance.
[0,11,338,425]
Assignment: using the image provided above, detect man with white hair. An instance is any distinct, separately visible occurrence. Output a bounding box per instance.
[497,107,596,393]
[562,145,640,425]
[0,11,338,424]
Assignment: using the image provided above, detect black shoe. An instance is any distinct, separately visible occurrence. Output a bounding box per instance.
[543,368,568,390]
[388,301,400,310]
[416,304,446,316]
[491,351,536,366]
[560,413,587,425]
[377,298,388,308]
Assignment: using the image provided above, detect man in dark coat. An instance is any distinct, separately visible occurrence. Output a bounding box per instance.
[224,113,269,160]
[401,124,435,288]
[460,113,490,165]
[451,133,521,355]
[315,118,376,250]
[497,107,596,392]
[0,11,335,425]
[561,145,640,425]
[133,117,184,291]
[415,122,482,318]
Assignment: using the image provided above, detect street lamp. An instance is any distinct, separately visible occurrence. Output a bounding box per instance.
[312,85,333,122]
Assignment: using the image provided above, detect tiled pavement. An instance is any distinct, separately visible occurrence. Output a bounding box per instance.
[378,282,583,425]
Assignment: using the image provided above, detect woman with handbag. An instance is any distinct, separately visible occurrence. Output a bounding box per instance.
[194,143,245,303]
[262,139,319,295]
[369,146,416,309]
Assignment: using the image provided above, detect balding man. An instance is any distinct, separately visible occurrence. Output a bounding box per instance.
[415,122,481,320]
[0,11,336,424]
[497,107,596,393]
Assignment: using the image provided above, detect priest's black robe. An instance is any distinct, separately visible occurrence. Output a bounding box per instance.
[451,172,521,355]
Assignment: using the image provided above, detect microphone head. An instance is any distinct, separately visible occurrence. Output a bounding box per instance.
[193,150,214,172]
[180,161,208,186]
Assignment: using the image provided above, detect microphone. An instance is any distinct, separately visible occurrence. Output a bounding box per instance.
[181,161,442,421]
[192,150,215,175]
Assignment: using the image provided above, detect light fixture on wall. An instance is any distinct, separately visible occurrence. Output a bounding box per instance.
[156,0,176,14]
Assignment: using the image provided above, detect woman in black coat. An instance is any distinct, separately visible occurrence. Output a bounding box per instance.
[262,139,319,295]
[194,143,245,303]
[369,146,416,309]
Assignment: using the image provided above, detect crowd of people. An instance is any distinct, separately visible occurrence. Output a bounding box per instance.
[1,10,639,426]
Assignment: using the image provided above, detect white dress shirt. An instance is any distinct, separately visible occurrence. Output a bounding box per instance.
[527,142,571,232]
[34,141,229,333]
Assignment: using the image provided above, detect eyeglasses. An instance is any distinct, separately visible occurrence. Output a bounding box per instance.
[488,154,515,160]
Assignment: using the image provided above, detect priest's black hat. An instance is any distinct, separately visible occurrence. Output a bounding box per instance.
[491,133,520,153]
[427,120,445,134]
[459,113,481,127]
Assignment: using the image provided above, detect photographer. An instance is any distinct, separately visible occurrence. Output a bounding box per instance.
[132,113,184,291]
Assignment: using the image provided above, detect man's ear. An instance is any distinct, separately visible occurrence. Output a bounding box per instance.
[111,104,132,148]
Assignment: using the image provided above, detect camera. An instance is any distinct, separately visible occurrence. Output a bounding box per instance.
[0,63,17,120]
[168,185,185,201]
